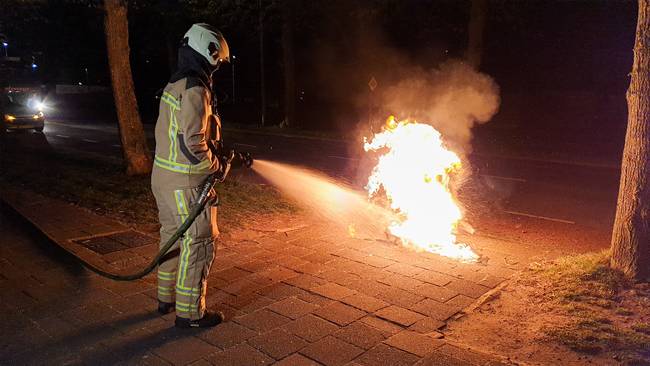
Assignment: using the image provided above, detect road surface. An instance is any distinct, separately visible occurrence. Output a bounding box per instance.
[7,118,620,254]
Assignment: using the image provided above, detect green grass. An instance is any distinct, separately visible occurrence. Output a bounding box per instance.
[528,251,650,356]
[0,147,295,231]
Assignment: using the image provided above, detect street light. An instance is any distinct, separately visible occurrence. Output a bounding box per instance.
[2,42,7,57]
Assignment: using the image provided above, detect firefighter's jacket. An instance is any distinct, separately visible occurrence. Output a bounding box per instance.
[153,77,219,186]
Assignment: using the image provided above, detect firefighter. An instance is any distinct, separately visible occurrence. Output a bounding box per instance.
[151,23,229,328]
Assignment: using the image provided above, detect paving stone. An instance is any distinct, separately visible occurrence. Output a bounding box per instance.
[256,283,308,300]
[212,267,252,282]
[300,336,364,366]
[255,267,300,283]
[283,314,339,342]
[407,318,446,334]
[302,252,337,264]
[412,270,454,287]
[238,260,277,273]
[334,321,386,350]
[246,272,278,287]
[274,353,322,366]
[224,293,275,313]
[296,262,332,277]
[275,255,310,271]
[197,321,257,349]
[385,331,444,357]
[319,270,362,287]
[267,297,320,319]
[188,359,213,366]
[445,294,475,310]
[384,263,425,277]
[412,283,458,302]
[358,254,396,268]
[359,316,404,337]
[297,292,335,307]
[236,309,292,332]
[153,336,220,365]
[377,274,423,292]
[284,274,328,290]
[410,299,461,321]
[313,302,366,326]
[374,305,424,327]
[374,287,424,308]
[340,293,388,312]
[311,282,357,300]
[355,344,420,366]
[248,328,308,359]
[206,343,274,366]
[477,275,506,289]
[445,279,490,299]
[221,278,265,295]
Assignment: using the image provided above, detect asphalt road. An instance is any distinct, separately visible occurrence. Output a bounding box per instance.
[9,118,621,250]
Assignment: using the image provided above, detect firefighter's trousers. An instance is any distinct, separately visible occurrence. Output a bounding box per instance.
[151,167,218,320]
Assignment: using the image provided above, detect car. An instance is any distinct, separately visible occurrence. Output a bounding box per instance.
[1,89,46,132]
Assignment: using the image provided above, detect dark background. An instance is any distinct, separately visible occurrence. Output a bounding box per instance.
[0,0,638,162]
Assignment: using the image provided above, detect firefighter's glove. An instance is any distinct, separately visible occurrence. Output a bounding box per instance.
[214,154,229,180]
[207,188,220,206]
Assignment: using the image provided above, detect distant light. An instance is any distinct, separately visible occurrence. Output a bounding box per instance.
[232,55,236,60]
[78,82,83,85]
[2,42,7,47]
[31,63,38,69]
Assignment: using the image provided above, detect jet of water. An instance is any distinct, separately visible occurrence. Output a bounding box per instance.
[252,159,394,239]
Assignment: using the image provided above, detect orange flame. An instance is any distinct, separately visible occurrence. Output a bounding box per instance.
[364,117,477,261]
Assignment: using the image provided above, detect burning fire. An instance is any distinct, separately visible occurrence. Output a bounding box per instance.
[364,116,478,261]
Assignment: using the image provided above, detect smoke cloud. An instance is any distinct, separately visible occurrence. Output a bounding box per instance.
[380,60,501,153]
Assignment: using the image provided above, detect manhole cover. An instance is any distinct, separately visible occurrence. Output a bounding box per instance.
[75,230,156,254]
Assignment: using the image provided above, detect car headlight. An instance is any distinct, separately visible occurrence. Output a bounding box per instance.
[4,114,15,122]
[33,111,44,119]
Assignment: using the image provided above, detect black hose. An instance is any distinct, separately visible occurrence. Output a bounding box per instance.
[74,152,240,281]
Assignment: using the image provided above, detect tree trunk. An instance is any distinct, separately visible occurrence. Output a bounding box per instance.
[611,0,650,281]
[466,0,487,69]
[104,0,152,175]
[281,0,296,128]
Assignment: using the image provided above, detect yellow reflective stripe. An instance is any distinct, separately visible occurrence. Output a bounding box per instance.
[154,155,211,175]
[158,272,175,280]
[167,105,177,161]
[176,286,200,295]
[176,301,198,310]
[176,190,192,288]
[161,92,180,109]
[158,286,174,294]
[155,157,190,174]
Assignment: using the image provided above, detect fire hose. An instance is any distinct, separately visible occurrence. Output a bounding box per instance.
[73,150,253,281]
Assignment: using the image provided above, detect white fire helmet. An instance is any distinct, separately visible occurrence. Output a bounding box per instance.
[183,23,230,67]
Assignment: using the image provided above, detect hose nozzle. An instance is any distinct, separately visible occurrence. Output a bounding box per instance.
[232,150,253,169]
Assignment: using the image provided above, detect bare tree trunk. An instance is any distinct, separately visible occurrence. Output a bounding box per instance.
[611,0,650,281]
[466,0,487,69]
[281,0,296,128]
[104,0,152,175]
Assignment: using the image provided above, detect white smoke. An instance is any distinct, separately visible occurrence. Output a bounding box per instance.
[381,60,501,153]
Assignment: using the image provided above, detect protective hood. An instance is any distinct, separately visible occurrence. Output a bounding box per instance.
[169,45,216,89]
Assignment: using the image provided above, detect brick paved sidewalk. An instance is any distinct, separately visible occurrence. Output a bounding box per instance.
[1,187,516,365]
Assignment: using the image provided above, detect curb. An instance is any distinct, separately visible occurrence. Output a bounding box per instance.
[1,187,158,277]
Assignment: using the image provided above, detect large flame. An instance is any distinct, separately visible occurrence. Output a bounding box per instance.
[364,117,477,261]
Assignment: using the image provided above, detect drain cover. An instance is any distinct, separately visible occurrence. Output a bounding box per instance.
[75,230,156,254]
